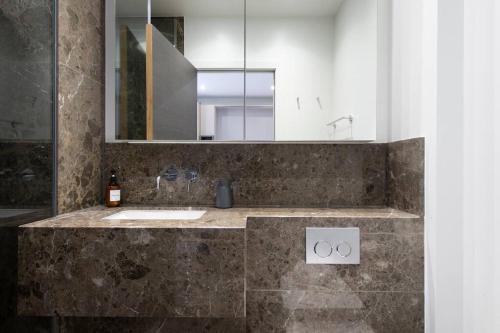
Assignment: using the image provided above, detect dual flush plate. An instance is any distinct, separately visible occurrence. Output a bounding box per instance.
[306,228,360,265]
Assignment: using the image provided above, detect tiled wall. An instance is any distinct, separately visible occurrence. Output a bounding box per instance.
[57,0,105,214]
[0,0,53,141]
[104,139,425,211]
[18,227,245,318]
[118,27,147,140]
[104,143,388,208]
[386,138,425,216]
[58,317,245,332]
[246,216,424,332]
[6,0,426,331]
[18,214,424,332]
[0,1,56,332]
[0,142,52,207]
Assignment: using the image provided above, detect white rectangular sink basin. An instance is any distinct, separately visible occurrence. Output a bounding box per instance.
[103,210,207,220]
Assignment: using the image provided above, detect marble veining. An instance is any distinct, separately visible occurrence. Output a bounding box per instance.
[386,138,425,216]
[246,290,424,333]
[246,216,423,292]
[57,0,105,214]
[58,317,245,333]
[0,142,52,207]
[245,215,424,332]
[0,1,55,331]
[18,206,422,332]
[0,0,53,141]
[104,143,388,208]
[5,0,425,330]
[21,206,418,229]
[18,226,245,318]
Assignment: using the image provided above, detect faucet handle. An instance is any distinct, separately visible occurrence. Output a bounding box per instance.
[156,166,178,191]
[156,176,161,191]
[164,166,178,181]
[185,168,199,192]
[185,169,199,182]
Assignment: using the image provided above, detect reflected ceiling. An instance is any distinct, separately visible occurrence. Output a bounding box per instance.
[197,71,274,98]
[117,0,345,17]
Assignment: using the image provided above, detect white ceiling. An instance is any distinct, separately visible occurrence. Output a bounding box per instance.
[117,0,345,18]
[197,71,274,98]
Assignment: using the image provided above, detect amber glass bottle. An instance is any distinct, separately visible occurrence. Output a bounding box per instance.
[105,170,121,207]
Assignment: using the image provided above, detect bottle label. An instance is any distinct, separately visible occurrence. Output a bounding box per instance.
[110,190,121,202]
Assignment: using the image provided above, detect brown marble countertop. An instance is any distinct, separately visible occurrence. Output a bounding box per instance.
[20,206,419,229]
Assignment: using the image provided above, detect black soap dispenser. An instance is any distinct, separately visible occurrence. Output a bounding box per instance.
[215,179,233,209]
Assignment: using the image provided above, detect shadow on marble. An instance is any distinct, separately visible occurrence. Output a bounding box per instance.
[386,138,425,216]
[246,290,424,333]
[246,217,424,293]
[0,143,52,207]
[57,65,103,214]
[104,143,387,208]
[18,228,244,318]
[0,212,53,332]
[59,317,245,333]
[56,0,105,214]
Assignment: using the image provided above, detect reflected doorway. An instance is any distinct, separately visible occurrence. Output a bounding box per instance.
[197,70,275,141]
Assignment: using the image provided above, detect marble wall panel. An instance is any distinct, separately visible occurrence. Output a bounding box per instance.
[57,0,105,214]
[0,216,53,333]
[58,0,104,82]
[246,217,423,292]
[386,138,425,216]
[0,142,52,207]
[118,27,146,140]
[0,1,55,331]
[58,317,245,333]
[0,0,53,141]
[246,290,424,333]
[104,143,387,208]
[0,210,51,319]
[246,216,424,332]
[57,65,103,213]
[18,227,245,318]
[0,208,51,333]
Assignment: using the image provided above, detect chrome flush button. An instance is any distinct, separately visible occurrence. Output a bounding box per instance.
[306,228,360,265]
[336,242,352,258]
[314,241,333,258]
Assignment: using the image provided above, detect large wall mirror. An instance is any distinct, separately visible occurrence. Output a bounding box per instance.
[106,0,381,142]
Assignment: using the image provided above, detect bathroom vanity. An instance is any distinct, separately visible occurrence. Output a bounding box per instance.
[18,205,423,332]
[16,136,425,331]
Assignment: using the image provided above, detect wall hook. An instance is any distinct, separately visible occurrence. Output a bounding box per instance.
[296,97,301,110]
[316,97,322,110]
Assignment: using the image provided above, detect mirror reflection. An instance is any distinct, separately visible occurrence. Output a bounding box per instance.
[198,71,275,141]
[111,0,378,141]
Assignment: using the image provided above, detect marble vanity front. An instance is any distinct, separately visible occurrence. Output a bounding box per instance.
[17,206,423,332]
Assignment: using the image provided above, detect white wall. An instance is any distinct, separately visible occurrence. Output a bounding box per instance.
[462,0,500,331]
[185,16,336,140]
[199,104,215,137]
[247,17,336,140]
[433,0,465,332]
[391,1,462,331]
[185,9,378,141]
[389,0,500,332]
[184,17,245,69]
[390,0,427,141]
[375,0,391,143]
[331,0,377,140]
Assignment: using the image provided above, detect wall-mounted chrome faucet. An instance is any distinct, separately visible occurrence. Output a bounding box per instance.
[156,166,178,190]
[184,168,199,192]
[156,166,199,192]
